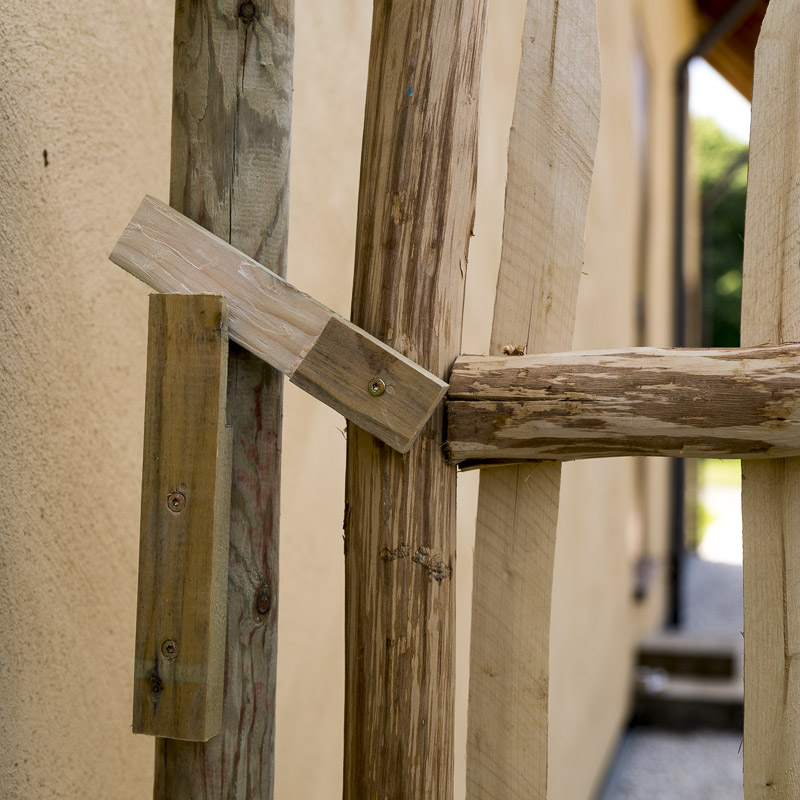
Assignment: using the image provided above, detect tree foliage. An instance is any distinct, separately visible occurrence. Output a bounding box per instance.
[694,116,748,347]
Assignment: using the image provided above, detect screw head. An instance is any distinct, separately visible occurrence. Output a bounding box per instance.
[239,1,256,20]
[167,492,186,513]
[368,378,386,397]
[161,639,178,660]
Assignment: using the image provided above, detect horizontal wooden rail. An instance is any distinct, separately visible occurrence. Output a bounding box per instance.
[446,345,800,463]
[110,196,448,453]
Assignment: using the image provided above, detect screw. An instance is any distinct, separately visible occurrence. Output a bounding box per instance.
[239,1,256,20]
[368,378,386,397]
[161,639,178,660]
[167,492,186,513]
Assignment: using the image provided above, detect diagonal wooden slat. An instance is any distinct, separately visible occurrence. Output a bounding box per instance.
[740,1,800,795]
[465,1,600,798]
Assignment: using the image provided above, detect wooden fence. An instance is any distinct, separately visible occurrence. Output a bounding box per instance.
[110,0,800,797]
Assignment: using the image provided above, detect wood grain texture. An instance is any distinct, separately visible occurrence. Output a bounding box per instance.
[154,1,292,797]
[112,195,447,452]
[134,294,232,742]
[466,2,600,798]
[343,2,487,798]
[740,1,800,796]
[447,345,800,462]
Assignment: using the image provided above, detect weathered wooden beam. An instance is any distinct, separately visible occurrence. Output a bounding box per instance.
[343,2,487,798]
[740,2,800,797]
[465,2,600,798]
[111,195,447,453]
[151,2,292,797]
[133,294,232,742]
[447,345,800,463]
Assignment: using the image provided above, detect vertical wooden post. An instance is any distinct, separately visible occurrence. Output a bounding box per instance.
[344,3,487,798]
[153,2,292,797]
[741,1,800,796]
[466,2,600,798]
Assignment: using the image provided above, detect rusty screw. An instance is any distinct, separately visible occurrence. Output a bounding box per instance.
[239,1,256,20]
[161,639,178,660]
[167,492,186,513]
[368,378,386,397]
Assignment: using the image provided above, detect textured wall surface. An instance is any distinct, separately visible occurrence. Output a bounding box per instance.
[0,1,696,799]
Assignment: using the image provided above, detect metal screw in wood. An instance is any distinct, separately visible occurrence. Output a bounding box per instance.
[161,639,178,660]
[167,492,186,512]
[368,378,386,396]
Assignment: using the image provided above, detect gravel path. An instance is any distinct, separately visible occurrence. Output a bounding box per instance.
[596,481,744,800]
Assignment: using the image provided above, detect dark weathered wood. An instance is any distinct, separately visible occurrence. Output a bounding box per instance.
[134,294,231,742]
[111,196,448,453]
[344,2,487,798]
[154,1,292,796]
[447,345,800,462]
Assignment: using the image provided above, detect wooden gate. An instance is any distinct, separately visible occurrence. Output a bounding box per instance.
[109,0,800,797]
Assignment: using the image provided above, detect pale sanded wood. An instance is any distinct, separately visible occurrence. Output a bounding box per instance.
[343,2,487,798]
[153,2,292,796]
[740,2,800,795]
[466,2,600,798]
[133,294,232,742]
[447,345,800,462]
[111,195,446,452]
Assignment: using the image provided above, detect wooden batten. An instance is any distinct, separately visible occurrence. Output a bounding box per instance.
[111,195,447,453]
[133,293,232,742]
[740,1,800,796]
[447,345,800,463]
[465,2,601,798]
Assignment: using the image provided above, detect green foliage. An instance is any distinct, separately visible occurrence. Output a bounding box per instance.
[693,117,748,347]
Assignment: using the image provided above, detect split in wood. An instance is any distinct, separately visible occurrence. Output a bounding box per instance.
[446,345,800,464]
[110,196,448,453]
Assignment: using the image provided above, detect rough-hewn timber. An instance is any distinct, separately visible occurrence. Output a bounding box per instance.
[153,2,292,797]
[740,1,800,797]
[343,2,487,798]
[465,2,601,798]
[111,196,448,453]
[447,345,800,462]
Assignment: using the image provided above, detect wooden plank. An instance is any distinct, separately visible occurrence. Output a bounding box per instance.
[343,2,487,798]
[152,1,292,796]
[466,2,600,798]
[110,195,447,452]
[447,345,800,462]
[133,293,232,742]
[740,1,800,796]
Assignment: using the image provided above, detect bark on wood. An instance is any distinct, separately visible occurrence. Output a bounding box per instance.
[154,1,292,797]
[466,2,600,798]
[343,2,487,798]
[133,294,232,742]
[740,2,800,796]
[447,345,800,462]
[111,196,447,452]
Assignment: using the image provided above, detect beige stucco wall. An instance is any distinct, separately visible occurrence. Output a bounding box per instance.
[0,2,696,799]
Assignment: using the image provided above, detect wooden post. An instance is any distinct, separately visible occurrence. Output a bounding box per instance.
[343,2,487,797]
[133,294,232,742]
[154,1,292,797]
[466,2,600,798]
[741,1,800,795]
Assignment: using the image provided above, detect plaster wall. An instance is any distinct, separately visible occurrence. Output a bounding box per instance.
[0,1,696,799]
